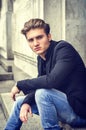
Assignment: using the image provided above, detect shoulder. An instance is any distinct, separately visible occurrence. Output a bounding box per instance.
[54,40,74,48]
[53,40,75,53]
[52,40,79,60]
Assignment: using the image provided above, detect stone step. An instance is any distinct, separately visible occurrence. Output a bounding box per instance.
[0,80,15,93]
[0,65,14,81]
[0,56,13,72]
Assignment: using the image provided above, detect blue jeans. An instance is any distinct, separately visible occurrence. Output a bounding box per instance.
[4,89,86,130]
[4,96,39,130]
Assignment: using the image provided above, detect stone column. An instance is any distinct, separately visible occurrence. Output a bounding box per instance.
[44,0,66,40]
[6,0,14,59]
[0,0,2,17]
[66,0,86,64]
[0,0,13,60]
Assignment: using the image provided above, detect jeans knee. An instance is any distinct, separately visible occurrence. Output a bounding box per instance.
[35,89,50,104]
[14,96,25,109]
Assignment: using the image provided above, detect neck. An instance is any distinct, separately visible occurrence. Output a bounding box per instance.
[39,52,46,60]
[40,55,46,60]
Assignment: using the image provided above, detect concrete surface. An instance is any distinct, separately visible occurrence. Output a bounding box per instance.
[0,66,13,81]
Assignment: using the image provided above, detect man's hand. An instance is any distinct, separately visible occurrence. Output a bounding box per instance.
[19,104,33,123]
[10,85,20,101]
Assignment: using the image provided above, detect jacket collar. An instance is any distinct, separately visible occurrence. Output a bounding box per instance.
[45,40,56,61]
[38,40,57,61]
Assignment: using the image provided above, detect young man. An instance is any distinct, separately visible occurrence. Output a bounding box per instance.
[5,18,86,130]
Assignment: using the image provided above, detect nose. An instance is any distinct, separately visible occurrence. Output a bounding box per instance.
[33,39,39,46]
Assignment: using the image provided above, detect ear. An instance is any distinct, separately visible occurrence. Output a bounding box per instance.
[48,33,52,41]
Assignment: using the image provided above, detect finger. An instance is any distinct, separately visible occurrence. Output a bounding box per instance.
[20,113,28,123]
[19,113,24,122]
[12,94,15,101]
[20,109,28,121]
[24,111,28,122]
[20,116,25,122]
[29,107,33,117]
[10,92,16,101]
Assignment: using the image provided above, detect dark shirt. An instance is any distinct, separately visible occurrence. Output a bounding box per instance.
[17,40,86,119]
[40,59,46,76]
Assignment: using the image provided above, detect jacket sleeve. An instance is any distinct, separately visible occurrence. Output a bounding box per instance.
[22,90,36,105]
[17,42,77,94]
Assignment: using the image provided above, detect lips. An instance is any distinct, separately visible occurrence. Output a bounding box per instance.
[34,47,41,51]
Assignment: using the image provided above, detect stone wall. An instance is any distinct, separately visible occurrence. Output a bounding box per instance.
[12,0,38,77]
[44,0,65,40]
[0,0,86,79]
[66,0,86,64]
[12,0,66,78]
[11,0,65,78]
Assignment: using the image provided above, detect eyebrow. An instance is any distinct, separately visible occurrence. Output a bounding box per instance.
[27,34,44,41]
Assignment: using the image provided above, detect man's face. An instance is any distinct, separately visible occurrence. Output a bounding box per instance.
[26,28,51,59]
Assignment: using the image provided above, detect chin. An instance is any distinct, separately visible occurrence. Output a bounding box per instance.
[35,51,44,55]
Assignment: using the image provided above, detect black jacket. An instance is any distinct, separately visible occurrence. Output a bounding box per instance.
[17,40,86,119]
